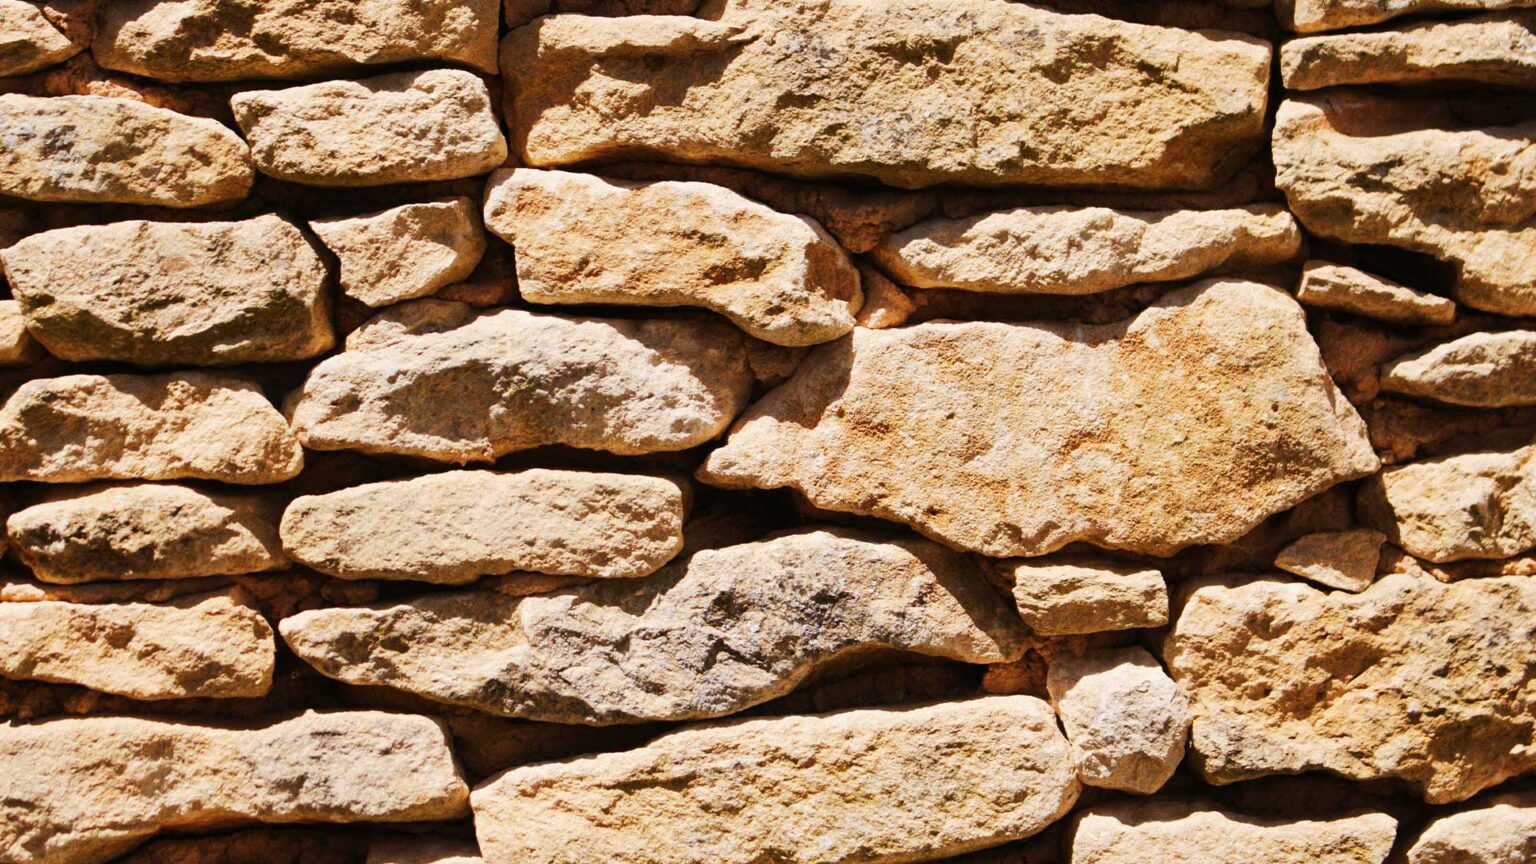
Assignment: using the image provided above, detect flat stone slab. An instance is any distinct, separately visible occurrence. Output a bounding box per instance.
[1071,800,1396,864]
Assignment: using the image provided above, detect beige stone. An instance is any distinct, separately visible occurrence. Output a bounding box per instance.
[0,372,303,484]
[504,0,1271,190]
[0,0,78,77]
[1280,0,1536,33]
[2,215,333,366]
[471,696,1079,864]
[0,299,43,366]
[95,0,498,82]
[1274,529,1385,593]
[1047,647,1189,794]
[1165,573,1536,803]
[483,168,862,346]
[1407,793,1536,864]
[7,483,286,584]
[286,301,754,461]
[231,69,507,187]
[1359,443,1536,563]
[369,837,482,864]
[1296,261,1456,326]
[312,198,486,308]
[1381,331,1536,408]
[1071,800,1396,864]
[853,264,915,329]
[1005,560,1168,636]
[1282,12,1536,90]
[0,711,468,864]
[281,529,1026,723]
[0,94,252,207]
[700,280,1377,558]
[870,204,1299,295]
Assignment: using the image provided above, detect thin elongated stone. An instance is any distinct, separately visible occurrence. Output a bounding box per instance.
[1407,793,1536,864]
[1004,560,1169,636]
[0,0,79,77]
[1380,331,1536,408]
[1071,801,1397,864]
[1281,12,1536,89]
[1279,0,1536,34]
[1295,262,1456,326]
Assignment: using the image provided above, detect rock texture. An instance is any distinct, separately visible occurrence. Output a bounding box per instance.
[312,198,486,308]
[1070,801,1397,864]
[0,0,78,77]
[1407,793,1536,864]
[1281,12,1536,90]
[1274,529,1385,592]
[368,838,483,864]
[1359,443,1536,563]
[1047,647,1189,794]
[0,299,43,366]
[1005,560,1169,636]
[1296,262,1456,326]
[1380,331,1536,408]
[1279,0,1536,33]
[471,697,1079,864]
[483,168,862,346]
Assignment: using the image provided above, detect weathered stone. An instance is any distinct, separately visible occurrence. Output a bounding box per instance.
[471,697,1079,864]
[1359,443,1536,562]
[1407,792,1536,864]
[369,837,482,864]
[280,529,1026,723]
[114,827,370,864]
[0,372,303,485]
[505,0,1271,190]
[0,94,252,207]
[1004,560,1169,636]
[6,484,286,584]
[870,204,1299,295]
[286,301,754,461]
[1381,331,1536,408]
[1047,647,1189,794]
[0,711,468,864]
[0,0,78,77]
[280,469,686,583]
[1274,529,1385,592]
[312,198,486,308]
[2,215,333,366]
[1280,0,1536,33]
[701,280,1378,558]
[1282,12,1536,90]
[0,590,274,700]
[1165,573,1536,802]
[95,0,498,82]
[1296,261,1456,326]
[1071,800,1397,864]
[482,168,862,346]
[0,299,43,366]
[231,69,507,187]
[853,264,916,329]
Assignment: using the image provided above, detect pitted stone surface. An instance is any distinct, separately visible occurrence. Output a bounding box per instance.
[1282,12,1536,90]
[0,0,78,77]
[312,198,486,308]
[1359,443,1536,563]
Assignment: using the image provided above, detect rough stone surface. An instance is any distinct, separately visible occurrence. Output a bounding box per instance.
[483,168,862,346]
[1282,12,1536,90]
[1381,331,1536,408]
[0,94,252,207]
[1165,573,1536,803]
[870,204,1299,295]
[1070,800,1397,864]
[504,0,1271,190]
[286,301,755,461]
[1274,529,1386,593]
[2,215,333,366]
[280,529,1027,724]
[471,697,1079,864]
[0,299,43,366]
[1047,647,1189,795]
[1005,560,1169,636]
[700,280,1378,558]
[1296,261,1456,326]
[312,198,486,308]
[1407,792,1536,864]
[231,69,507,187]
[1280,0,1536,33]
[1359,443,1536,563]
[0,0,78,77]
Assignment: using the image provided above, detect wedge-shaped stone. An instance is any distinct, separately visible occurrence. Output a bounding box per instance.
[1407,793,1536,864]
[1048,647,1189,795]
[1274,528,1385,592]
[281,529,1026,723]
[0,94,252,207]
[0,372,303,484]
[1296,262,1456,326]
[870,204,1299,295]
[1165,573,1536,803]
[505,1,1270,190]
[0,711,468,864]
[1280,0,1536,33]
[0,0,78,77]
[1071,801,1396,864]
[7,484,286,583]
[1005,560,1168,636]
[312,198,486,308]
[231,69,507,187]
[701,280,1378,558]
[1282,12,1536,90]
[286,301,754,461]
[483,168,862,346]
[281,469,686,583]
[0,299,43,366]
[472,696,1079,864]
[1359,443,1536,562]
[1381,331,1536,408]
[2,215,333,366]
[95,0,498,82]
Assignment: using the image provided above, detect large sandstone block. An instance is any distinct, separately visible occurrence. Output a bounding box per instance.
[1070,801,1396,864]
[471,696,1080,864]
[1279,0,1536,33]
[482,168,862,346]
[0,94,252,207]
[1359,443,1536,562]
[1048,647,1189,795]
[504,0,1271,190]
[311,198,486,308]
[1281,12,1536,90]
[2,215,333,366]
[1407,793,1536,864]
[1165,573,1536,803]
[1380,331,1536,408]
[0,0,78,77]
[286,301,755,461]
[280,529,1026,723]
[700,280,1378,558]
[0,711,468,864]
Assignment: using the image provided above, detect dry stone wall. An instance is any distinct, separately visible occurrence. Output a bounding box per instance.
[0,1,1532,863]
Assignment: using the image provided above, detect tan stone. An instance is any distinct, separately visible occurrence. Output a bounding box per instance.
[870,204,1299,295]
[1047,647,1189,794]
[504,0,1271,190]
[0,711,468,864]
[1296,262,1456,326]
[95,0,498,82]
[2,215,333,366]
[1005,560,1168,636]
[0,590,274,700]
[1359,443,1536,563]
[0,299,43,366]
[853,264,915,329]
[1280,0,1536,33]
[482,168,861,346]
[701,280,1378,558]
[471,697,1079,864]
[0,0,78,77]
[1381,331,1536,408]
[0,372,303,484]
[1165,573,1536,803]
[1274,529,1385,593]
[1282,12,1536,90]
[114,827,370,864]
[0,94,252,207]
[1071,800,1396,864]
[231,69,507,187]
[280,528,1026,723]
[312,198,486,308]
[286,301,755,461]
[369,837,482,864]
[1407,792,1536,864]
[7,483,286,584]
